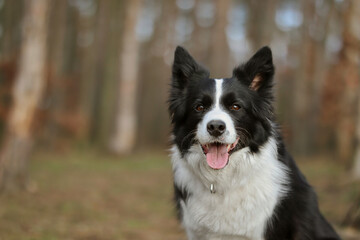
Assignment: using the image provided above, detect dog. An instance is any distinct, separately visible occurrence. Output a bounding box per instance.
[168,46,341,240]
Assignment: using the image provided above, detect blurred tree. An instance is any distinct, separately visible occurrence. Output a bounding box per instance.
[78,1,98,138]
[191,0,213,63]
[0,0,49,191]
[0,1,24,60]
[44,0,68,145]
[354,84,360,179]
[292,0,318,155]
[137,0,173,148]
[291,0,334,155]
[110,0,142,154]
[247,0,277,49]
[0,0,358,160]
[351,0,360,178]
[48,0,67,77]
[95,0,124,146]
[209,0,231,77]
[89,0,110,142]
[334,0,360,164]
[43,2,82,147]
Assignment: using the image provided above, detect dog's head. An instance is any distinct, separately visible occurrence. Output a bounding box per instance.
[169,46,275,169]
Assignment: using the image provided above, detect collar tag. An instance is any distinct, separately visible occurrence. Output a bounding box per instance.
[210,183,216,194]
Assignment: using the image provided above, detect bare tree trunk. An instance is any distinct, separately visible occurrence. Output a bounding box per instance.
[110,0,142,154]
[312,2,335,151]
[45,0,68,145]
[90,0,110,142]
[338,1,360,226]
[336,0,360,164]
[292,0,316,155]
[351,0,360,178]
[354,85,360,179]
[0,0,49,191]
[0,1,24,60]
[209,0,231,77]
[247,0,277,49]
[48,0,67,77]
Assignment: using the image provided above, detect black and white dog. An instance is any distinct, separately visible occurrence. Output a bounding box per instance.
[168,46,341,240]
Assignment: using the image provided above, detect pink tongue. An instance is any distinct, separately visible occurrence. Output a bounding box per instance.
[206,144,229,170]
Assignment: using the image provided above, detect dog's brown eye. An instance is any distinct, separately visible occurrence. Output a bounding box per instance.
[230,104,240,111]
[195,104,205,112]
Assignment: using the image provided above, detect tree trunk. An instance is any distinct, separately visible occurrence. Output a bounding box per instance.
[351,0,360,178]
[354,85,360,179]
[209,0,231,77]
[110,0,142,154]
[247,0,277,49]
[0,0,49,191]
[48,0,67,77]
[292,1,314,155]
[90,0,110,142]
[0,1,24,60]
[336,0,360,164]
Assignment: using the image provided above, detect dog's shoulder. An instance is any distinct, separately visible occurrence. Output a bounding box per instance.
[265,142,341,239]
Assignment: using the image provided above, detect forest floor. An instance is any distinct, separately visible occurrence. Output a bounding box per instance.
[0,147,359,240]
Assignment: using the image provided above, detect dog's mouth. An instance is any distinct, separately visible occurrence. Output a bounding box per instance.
[200,138,239,170]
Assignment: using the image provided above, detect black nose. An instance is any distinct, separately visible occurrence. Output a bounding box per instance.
[207,120,226,137]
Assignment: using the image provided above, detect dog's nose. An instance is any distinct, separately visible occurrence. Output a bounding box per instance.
[207,120,226,137]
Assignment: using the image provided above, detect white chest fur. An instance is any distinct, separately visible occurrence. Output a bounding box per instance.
[171,137,289,240]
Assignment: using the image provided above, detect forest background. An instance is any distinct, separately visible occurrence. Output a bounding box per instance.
[0,0,360,239]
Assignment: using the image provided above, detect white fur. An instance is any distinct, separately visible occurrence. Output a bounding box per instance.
[197,79,237,145]
[170,137,289,240]
[214,78,223,109]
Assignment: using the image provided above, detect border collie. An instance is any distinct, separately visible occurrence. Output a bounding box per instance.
[168,46,341,240]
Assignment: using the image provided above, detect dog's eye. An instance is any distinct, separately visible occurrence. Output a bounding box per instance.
[230,104,241,111]
[195,104,205,112]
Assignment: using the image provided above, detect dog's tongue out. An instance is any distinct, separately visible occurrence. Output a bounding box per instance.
[206,143,229,170]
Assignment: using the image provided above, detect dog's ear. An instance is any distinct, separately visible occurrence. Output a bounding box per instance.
[233,46,274,93]
[169,46,208,122]
[172,46,208,89]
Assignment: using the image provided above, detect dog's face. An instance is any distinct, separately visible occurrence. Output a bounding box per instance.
[169,46,275,169]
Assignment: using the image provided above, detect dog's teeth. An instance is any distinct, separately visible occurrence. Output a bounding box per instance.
[227,145,230,151]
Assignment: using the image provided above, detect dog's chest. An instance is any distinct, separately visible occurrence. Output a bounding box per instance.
[181,177,278,240]
[172,138,289,240]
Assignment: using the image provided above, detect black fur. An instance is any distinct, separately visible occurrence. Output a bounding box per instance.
[168,46,341,239]
[264,138,341,239]
[174,182,190,221]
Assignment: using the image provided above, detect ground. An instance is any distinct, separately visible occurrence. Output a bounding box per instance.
[0,148,359,240]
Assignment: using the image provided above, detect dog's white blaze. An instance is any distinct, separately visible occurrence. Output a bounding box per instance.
[214,78,223,109]
[197,78,237,144]
[170,137,289,240]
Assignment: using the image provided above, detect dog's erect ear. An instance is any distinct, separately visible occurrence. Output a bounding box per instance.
[172,46,208,89]
[169,46,209,123]
[233,46,274,92]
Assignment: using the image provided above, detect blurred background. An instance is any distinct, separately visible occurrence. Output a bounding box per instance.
[0,0,359,239]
